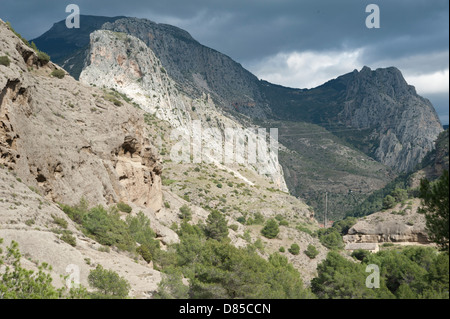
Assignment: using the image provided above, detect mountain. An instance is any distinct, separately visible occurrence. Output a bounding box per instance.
[348,128,449,218]
[1,19,328,295]
[260,66,443,173]
[31,15,443,220]
[32,16,125,79]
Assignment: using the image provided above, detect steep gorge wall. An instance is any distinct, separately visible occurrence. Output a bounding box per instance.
[80,30,288,191]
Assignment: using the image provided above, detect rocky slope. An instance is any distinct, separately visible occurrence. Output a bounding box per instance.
[0,19,165,297]
[1,19,329,294]
[31,15,443,220]
[343,198,431,246]
[32,15,125,79]
[263,67,443,173]
[79,29,288,191]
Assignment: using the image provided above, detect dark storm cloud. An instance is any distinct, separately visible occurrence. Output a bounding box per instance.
[1,0,447,63]
[1,0,448,122]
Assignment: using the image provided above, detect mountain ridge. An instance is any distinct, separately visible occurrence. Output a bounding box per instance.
[30,15,443,219]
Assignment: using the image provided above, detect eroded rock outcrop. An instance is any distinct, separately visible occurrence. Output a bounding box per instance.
[344,198,431,245]
[0,20,163,212]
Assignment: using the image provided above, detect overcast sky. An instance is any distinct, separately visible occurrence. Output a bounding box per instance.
[1,0,448,124]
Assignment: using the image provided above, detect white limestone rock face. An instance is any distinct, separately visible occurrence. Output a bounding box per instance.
[80,30,288,191]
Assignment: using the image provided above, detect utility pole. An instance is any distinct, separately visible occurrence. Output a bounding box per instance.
[325,191,328,228]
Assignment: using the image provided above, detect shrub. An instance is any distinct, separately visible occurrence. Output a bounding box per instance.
[304,244,319,259]
[261,219,279,239]
[279,246,285,253]
[98,246,110,253]
[391,188,408,202]
[60,231,76,247]
[37,51,50,64]
[82,205,135,251]
[137,244,153,263]
[0,56,11,67]
[419,171,449,251]
[179,204,192,221]
[316,228,344,250]
[351,249,370,261]
[60,198,89,224]
[288,243,300,255]
[229,224,238,232]
[116,202,132,213]
[279,220,289,226]
[296,224,313,236]
[382,195,396,209]
[52,214,68,229]
[126,212,159,257]
[204,210,228,241]
[88,265,130,298]
[0,239,61,299]
[253,212,265,225]
[236,216,246,224]
[25,219,35,226]
[51,69,65,79]
[164,201,171,208]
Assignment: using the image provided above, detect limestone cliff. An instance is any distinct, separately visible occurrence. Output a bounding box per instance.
[80,29,288,191]
[338,66,443,173]
[0,19,165,297]
[343,198,431,245]
[0,24,162,213]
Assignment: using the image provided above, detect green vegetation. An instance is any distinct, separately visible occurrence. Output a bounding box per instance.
[162,177,177,186]
[155,222,313,299]
[0,56,11,67]
[312,251,393,299]
[60,200,159,258]
[178,204,192,221]
[127,211,160,262]
[261,219,279,239]
[312,246,449,299]
[316,227,344,250]
[25,219,35,226]
[81,205,135,251]
[60,231,76,247]
[288,243,300,255]
[37,51,50,64]
[0,239,62,298]
[419,171,449,251]
[331,217,357,235]
[304,244,319,259]
[348,174,413,218]
[30,41,50,64]
[382,195,396,209]
[0,238,88,299]
[116,202,132,213]
[204,210,228,241]
[351,249,370,261]
[51,69,65,79]
[88,265,130,299]
[52,214,68,229]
